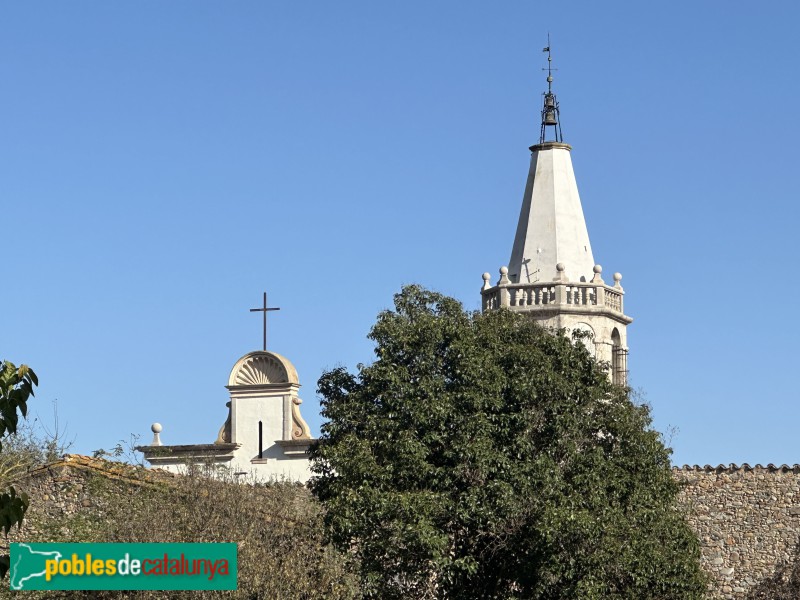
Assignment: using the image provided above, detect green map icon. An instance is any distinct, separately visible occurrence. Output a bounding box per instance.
[9,543,63,590]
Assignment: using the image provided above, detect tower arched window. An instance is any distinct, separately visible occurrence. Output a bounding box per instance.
[611,328,628,386]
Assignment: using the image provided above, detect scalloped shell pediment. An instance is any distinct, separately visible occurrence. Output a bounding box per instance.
[228,351,299,387]
[234,355,285,385]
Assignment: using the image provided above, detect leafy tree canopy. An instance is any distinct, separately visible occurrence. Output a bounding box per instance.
[310,285,706,599]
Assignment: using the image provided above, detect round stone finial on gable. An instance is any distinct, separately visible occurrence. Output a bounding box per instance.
[228,351,300,387]
[613,272,622,282]
[499,266,508,275]
[556,262,565,272]
[482,272,491,281]
[150,423,163,446]
[593,264,602,274]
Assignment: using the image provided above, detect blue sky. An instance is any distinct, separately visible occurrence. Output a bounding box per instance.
[3,2,799,467]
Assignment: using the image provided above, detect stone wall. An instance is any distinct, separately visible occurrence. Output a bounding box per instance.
[2,455,174,544]
[675,464,800,599]
[0,455,359,600]
[7,456,800,599]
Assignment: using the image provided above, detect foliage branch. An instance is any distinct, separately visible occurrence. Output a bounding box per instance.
[0,360,37,577]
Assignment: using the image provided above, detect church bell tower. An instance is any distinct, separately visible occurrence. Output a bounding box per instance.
[481,45,632,384]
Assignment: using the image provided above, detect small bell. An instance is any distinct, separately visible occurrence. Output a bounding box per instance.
[538,39,563,144]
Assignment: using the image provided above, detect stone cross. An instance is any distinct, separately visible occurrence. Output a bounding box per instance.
[249,292,280,351]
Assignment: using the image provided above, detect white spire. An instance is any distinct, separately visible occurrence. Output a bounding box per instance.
[507,141,595,284]
[483,42,631,386]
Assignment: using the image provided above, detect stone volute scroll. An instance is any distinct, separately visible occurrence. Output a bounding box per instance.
[215,401,232,444]
[291,397,311,440]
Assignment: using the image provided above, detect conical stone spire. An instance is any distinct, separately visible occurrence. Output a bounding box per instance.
[507,46,594,284]
[507,141,595,284]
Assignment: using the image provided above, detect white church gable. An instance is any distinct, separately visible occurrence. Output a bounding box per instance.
[140,349,313,482]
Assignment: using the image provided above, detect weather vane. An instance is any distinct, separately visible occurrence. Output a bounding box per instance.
[542,33,556,94]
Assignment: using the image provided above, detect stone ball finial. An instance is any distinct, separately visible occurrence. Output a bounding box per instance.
[151,422,163,447]
[498,266,510,286]
[554,262,568,282]
[482,272,491,281]
[590,264,605,284]
[613,272,622,282]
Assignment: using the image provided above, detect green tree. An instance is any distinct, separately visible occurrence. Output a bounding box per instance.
[0,360,37,577]
[309,285,706,599]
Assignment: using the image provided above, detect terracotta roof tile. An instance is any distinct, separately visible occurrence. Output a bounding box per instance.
[673,463,800,473]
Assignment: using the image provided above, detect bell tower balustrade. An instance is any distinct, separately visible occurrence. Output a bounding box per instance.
[481,263,628,324]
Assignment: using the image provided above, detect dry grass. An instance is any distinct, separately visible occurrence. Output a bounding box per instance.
[2,465,361,599]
